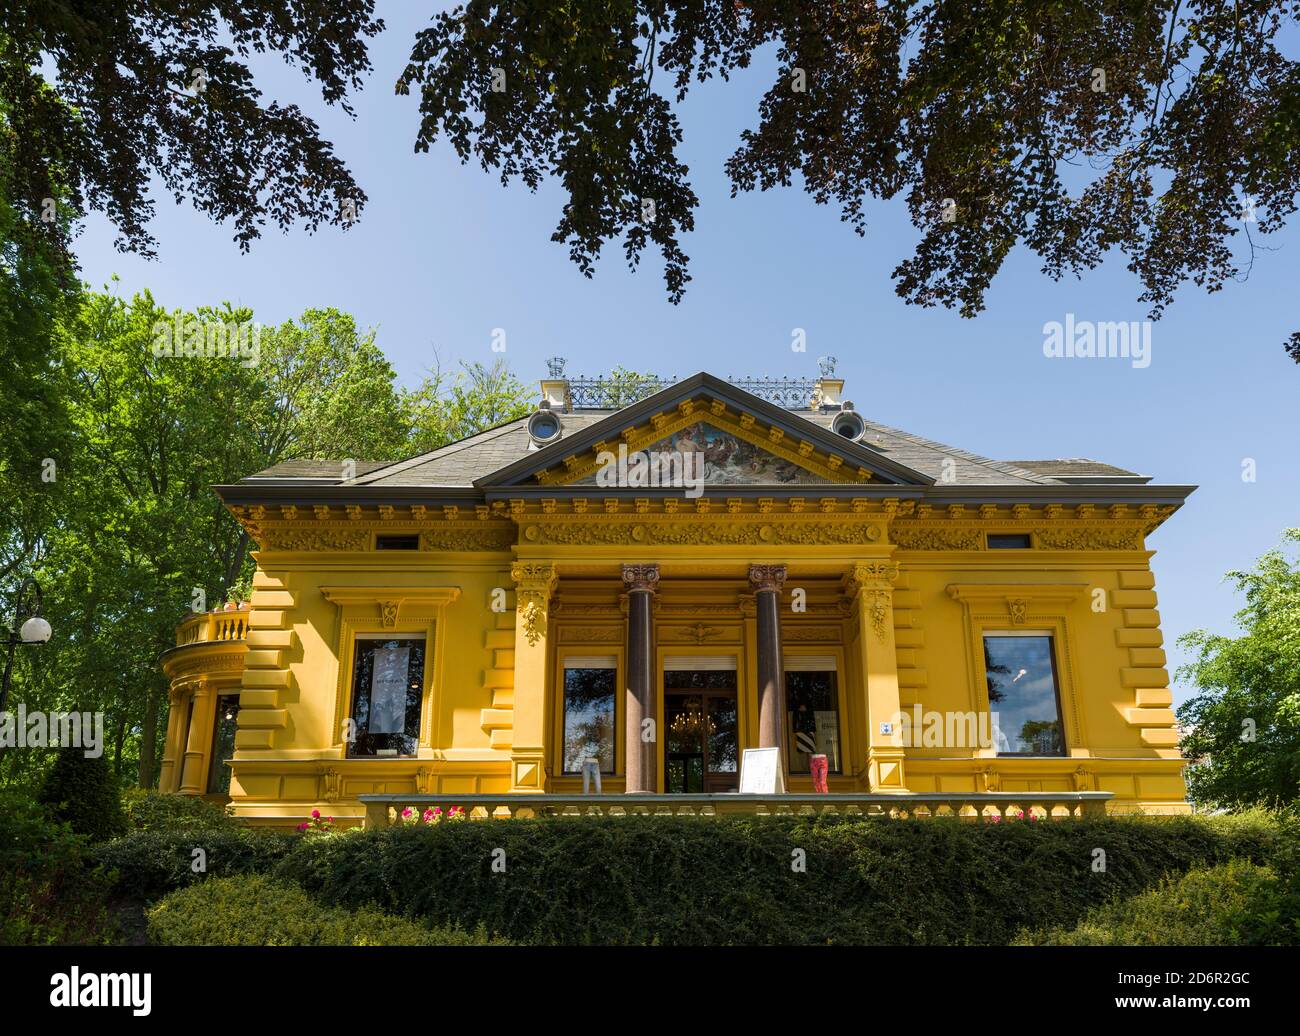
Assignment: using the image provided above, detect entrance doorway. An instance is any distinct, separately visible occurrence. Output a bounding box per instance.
[664,669,739,793]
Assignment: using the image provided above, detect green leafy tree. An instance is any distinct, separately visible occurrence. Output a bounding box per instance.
[37,747,127,843]
[403,358,535,455]
[1,4,382,259]
[401,1,1300,355]
[1178,529,1300,808]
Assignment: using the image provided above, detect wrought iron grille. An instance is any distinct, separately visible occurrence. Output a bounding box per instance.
[566,374,818,410]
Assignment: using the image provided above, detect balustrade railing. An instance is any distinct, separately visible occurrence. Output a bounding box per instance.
[358,792,1112,829]
[175,605,250,646]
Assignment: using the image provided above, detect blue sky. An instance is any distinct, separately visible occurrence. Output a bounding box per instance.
[70,4,1298,705]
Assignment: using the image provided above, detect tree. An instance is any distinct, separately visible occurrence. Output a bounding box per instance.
[403,358,535,455]
[1177,529,1300,809]
[1,4,382,260]
[401,2,1300,355]
[37,747,127,843]
[0,286,539,793]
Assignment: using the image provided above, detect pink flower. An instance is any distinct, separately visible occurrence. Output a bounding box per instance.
[312,809,321,819]
[297,822,309,831]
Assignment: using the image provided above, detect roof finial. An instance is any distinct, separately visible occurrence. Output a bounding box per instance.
[546,356,568,378]
[817,355,837,377]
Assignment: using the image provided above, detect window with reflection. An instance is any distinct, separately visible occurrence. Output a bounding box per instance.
[562,662,616,774]
[664,667,738,793]
[983,635,1065,755]
[206,694,241,794]
[346,636,426,758]
[785,668,842,773]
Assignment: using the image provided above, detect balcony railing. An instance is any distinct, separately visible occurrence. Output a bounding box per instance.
[175,604,250,647]
[358,791,1113,829]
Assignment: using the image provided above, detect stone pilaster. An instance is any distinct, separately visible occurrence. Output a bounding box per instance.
[510,561,557,793]
[749,564,788,752]
[843,560,909,791]
[622,563,660,793]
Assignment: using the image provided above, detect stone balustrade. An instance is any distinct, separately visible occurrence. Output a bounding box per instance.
[175,604,250,646]
[358,791,1113,829]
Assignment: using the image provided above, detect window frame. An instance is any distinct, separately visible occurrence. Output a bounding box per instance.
[782,646,849,777]
[321,587,461,758]
[946,584,1089,757]
[980,630,1068,758]
[558,654,620,776]
[344,633,429,759]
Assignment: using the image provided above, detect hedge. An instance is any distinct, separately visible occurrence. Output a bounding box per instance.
[1017,859,1300,945]
[121,789,238,833]
[92,828,296,901]
[275,811,1284,946]
[147,875,508,946]
[0,791,116,945]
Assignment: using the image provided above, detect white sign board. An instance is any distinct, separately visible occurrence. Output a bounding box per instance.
[739,747,785,794]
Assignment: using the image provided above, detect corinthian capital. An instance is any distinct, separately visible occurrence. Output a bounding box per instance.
[622,563,660,593]
[748,563,787,594]
[511,561,558,596]
[843,560,899,594]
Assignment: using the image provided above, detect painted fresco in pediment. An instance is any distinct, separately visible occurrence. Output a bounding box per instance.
[571,421,830,486]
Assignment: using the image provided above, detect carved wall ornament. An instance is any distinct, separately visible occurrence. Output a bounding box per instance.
[379,600,401,628]
[321,767,342,803]
[421,525,515,552]
[868,591,891,641]
[1007,598,1029,625]
[1035,527,1143,551]
[891,526,985,551]
[262,528,369,552]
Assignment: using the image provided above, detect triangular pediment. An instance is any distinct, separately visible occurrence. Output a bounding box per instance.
[570,420,831,486]
[474,373,934,489]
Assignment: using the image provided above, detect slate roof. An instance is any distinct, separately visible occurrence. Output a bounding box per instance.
[237,392,1144,490]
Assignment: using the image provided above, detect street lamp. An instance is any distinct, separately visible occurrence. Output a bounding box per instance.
[0,575,51,717]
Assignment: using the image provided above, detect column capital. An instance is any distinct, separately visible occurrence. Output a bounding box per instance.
[511,561,558,595]
[842,560,899,594]
[748,563,787,594]
[622,563,660,593]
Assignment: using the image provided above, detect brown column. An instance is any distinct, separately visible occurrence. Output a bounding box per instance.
[750,564,788,750]
[623,563,659,794]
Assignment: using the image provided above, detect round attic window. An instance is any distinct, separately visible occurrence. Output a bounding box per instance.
[527,409,561,446]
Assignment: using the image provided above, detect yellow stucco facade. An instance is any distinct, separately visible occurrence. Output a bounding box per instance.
[158,371,1191,823]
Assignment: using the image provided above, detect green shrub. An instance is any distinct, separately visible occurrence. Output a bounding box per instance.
[146,875,507,946]
[1017,859,1300,945]
[275,811,1281,946]
[92,828,295,901]
[0,791,115,945]
[37,747,126,842]
[122,789,236,833]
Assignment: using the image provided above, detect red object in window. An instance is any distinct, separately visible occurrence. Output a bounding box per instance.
[810,754,829,793]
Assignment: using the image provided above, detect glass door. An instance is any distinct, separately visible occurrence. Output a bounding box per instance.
[664,669,739,793]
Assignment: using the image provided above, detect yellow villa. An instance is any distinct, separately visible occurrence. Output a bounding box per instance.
[158,365,1193,824]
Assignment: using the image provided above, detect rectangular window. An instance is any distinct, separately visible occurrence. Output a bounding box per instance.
[206,694,241,795]
[785,657,841,774]
[562,657,616,774]
[346,636,426,758]
[987,533,1032,549]
[376,534,420,550]
[983,635,1065,755]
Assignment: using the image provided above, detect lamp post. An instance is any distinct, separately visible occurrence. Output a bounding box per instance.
[0,575,52,718]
